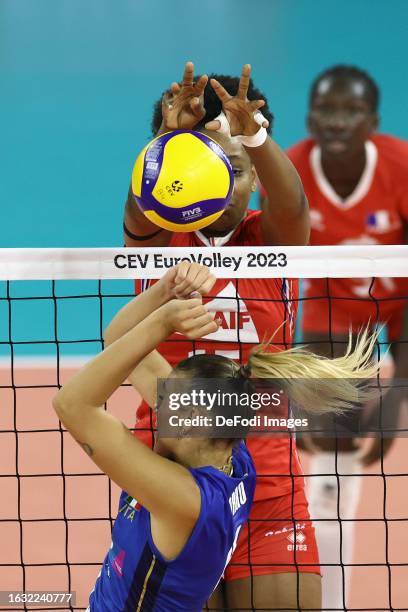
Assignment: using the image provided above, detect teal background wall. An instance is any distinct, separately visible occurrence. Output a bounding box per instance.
[1,0,407,355]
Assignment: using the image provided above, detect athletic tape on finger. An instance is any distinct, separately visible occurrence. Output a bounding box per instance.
[254,111,266,127]
[212,111,231,136]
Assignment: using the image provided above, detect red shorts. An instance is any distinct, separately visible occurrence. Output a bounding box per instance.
[225,485,320,581]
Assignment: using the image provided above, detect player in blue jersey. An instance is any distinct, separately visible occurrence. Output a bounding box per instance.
[53,262,382,611]
[53,263,255,611]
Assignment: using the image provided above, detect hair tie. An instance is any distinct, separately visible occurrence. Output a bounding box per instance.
[239,364,251,378]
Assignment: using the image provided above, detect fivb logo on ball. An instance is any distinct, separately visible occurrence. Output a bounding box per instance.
[131,130,234,232]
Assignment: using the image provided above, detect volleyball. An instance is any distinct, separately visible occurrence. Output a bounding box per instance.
[131,130,234,232]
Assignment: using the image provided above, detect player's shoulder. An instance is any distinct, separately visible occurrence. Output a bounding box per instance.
[236,209,262,237]
[372,133,408,170]
[240,209,262,227]
[286,138,315,164]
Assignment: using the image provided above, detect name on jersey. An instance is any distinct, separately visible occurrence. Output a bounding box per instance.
[114,252,287,272]
[229,482,247,515]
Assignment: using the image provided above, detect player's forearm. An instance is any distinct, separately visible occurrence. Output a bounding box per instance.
[124,190,161,237]
[247,137,310,244]
[248,137,302,210]
[104,281,166,346]
[124,190,171,246]
[54,311,168,416]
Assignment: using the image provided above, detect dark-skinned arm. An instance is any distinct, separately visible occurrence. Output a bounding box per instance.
[206,64,310,247]
[124,186,171,247]
[124,62,208,247]
[245,138,309,246]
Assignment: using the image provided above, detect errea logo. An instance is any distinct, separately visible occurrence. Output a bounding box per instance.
[287,528,307,551]
[287,530,306,545]
[264,523,308,552]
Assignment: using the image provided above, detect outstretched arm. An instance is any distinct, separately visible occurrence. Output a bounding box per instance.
[207,64,310,246]
[246,139,309,246]
[124,61,208,247]
[53,282,217,522]
[104,262,216,406]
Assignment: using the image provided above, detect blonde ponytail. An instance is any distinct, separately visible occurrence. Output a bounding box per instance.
[248,328,382,414]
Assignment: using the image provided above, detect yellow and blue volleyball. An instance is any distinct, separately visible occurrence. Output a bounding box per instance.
[131,130,234,232]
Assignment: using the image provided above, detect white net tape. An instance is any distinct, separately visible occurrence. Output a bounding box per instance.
[0,245,407,280]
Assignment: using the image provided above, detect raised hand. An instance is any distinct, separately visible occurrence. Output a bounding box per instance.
[161,61,208,131]
[162,296,218,340]
[205,64,269,137]
[158,262,216,301]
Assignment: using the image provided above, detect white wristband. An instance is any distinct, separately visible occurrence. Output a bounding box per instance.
[212,110,268,147]
[237,126,268,148]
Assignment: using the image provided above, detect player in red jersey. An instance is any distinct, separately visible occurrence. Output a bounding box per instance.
[274,65,408,611]
[123,62,319,610]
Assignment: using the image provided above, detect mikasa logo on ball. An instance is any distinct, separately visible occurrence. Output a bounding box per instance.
[166,180,184,196]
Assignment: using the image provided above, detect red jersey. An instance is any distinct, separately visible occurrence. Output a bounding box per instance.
[135,210,302,500]
[287,134,408,338]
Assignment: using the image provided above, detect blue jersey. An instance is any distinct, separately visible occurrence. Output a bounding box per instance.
[87,442,255,611]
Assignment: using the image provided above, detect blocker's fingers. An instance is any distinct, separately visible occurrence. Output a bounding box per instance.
[210,78,232,104]
[162,91,174,109]
[182,61,195,87]
[250,101,269,128]
[251,99,266,111]
[204,119,221,131]
[170,82,181,95]
[190,97,204,117]
[238,64,251,99]
[195,74,208,95]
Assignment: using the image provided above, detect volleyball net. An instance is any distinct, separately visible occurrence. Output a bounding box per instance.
[0,245,407,611]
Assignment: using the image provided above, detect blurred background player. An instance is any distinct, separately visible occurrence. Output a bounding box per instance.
[260,65,408,610]
[123,62,321,610]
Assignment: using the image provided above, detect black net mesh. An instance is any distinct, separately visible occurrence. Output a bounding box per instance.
[0,254,407,611]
